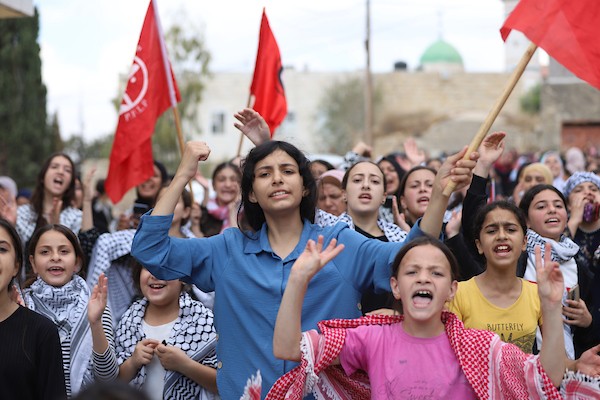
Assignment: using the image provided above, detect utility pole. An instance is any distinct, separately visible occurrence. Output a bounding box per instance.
[364,0,373,147]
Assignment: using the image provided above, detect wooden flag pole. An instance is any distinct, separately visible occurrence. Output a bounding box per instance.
[236,93,253,158]
[442,42,538,196]
[171,106,195,195]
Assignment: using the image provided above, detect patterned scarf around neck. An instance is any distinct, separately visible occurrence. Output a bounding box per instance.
[526,229,579,263]
[24,274,92,395]
[115,292,218,400]
[265,312,576,400]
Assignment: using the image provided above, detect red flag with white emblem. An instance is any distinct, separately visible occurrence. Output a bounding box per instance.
[105,0,180,203]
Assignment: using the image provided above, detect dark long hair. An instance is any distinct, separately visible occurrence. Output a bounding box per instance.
[518,184,567,218]
[240,141,317,231]
[30,153,77,220]
[0,218,23,290]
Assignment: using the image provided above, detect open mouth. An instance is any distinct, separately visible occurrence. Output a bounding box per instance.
[358,194,372,200]
[493,244,512,253]
[48,266,65,275]
[149,283,166,289]
[412,290,433,307]
[545,218,560,224]
[270,191,288,198]
[417,196,430,204]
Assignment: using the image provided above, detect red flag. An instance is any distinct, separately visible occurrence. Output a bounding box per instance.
[250,9,287,137]
[501,0,600,90]
[105,0,180,203]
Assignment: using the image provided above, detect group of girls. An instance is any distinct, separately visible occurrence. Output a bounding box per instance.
[1,148,228,398]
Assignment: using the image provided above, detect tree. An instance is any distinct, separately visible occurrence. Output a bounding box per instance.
[316,76,382,154]
[0,9,60,188]
[520,83,541,115]
[151,16,211,173]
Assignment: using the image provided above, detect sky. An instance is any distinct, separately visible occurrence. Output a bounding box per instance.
[35,0,509,142]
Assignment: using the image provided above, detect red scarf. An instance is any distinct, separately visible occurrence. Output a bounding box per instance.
[265,312,574,400]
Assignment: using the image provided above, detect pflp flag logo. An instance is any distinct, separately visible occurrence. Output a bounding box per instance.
[105,0,180,204]
[120,53,149,119]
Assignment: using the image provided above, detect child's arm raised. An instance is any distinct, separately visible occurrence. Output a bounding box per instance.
[152,142,210,217]
[273,237,344,362]
[88,273,109,355]
[535,243,566,387]
[420,146,478,237]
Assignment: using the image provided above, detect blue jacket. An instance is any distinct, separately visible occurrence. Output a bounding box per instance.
[132,214,423,399]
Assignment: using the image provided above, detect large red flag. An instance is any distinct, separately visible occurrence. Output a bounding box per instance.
[105,0,180,203]
[501,0,600,90]
[250,9,287,137]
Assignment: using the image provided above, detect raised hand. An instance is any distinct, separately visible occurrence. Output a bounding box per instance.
[391,196,410,232]
[535,243,564,308]
[403,137,426,167]
[88,273,108,324]
[475,132,505,177]
[0,191,17,226]
[175,142,211,182]
[233,108,270,146]
[435,146,479,195]
[445,210,462,239]
[291,236,345,282]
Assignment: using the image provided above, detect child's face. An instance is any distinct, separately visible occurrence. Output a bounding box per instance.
[400,169,435,221]
[476,208,526,271]
[390,244,457,324]
[213,167,240,206]
[344,162,386,215]
[30,230,80,287]
[43,155,73,198]
[0,227,19,293]
[527,189,567,241]
[139,268,182,307]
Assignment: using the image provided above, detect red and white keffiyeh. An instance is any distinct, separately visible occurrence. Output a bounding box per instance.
[263,312,598,400]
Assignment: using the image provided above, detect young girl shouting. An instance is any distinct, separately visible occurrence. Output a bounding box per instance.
[269,236,597,399]
[24,224,118,397]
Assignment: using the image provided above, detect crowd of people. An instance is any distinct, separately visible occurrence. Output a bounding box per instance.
[1,108,600,399]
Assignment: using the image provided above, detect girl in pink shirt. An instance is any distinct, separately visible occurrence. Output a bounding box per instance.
[268,236,597,399]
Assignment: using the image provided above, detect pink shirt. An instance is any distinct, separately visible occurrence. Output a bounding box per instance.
[340,322,477,399]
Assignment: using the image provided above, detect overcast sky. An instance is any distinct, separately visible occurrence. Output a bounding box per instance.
[35,0,509,142]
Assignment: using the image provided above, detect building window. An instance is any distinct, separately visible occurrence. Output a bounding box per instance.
[211,112,225,134]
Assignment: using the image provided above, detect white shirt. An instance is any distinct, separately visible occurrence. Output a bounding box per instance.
[142,319,177,400]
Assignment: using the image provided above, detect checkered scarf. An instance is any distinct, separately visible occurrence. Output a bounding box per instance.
[24,275,93,395]
[526,229,579,263]
[115,292,218,399]
[265,312,566,400]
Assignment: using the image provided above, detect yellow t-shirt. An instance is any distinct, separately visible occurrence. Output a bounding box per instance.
[448,277,542,353]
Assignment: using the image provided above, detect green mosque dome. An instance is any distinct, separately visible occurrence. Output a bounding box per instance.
[420,39,463,66]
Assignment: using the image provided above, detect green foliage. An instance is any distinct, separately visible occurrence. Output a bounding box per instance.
[316,76,382,153]
[0,9,60,189]
[520,83,541,115]
[151,18,211,174]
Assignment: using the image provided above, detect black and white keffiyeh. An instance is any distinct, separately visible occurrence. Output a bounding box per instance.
[525,229,579,263]
[525,229,579,359]
[315,209,408,242]
[115,292,218,400]
[23,275,93,395]
[16,204,82,243]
